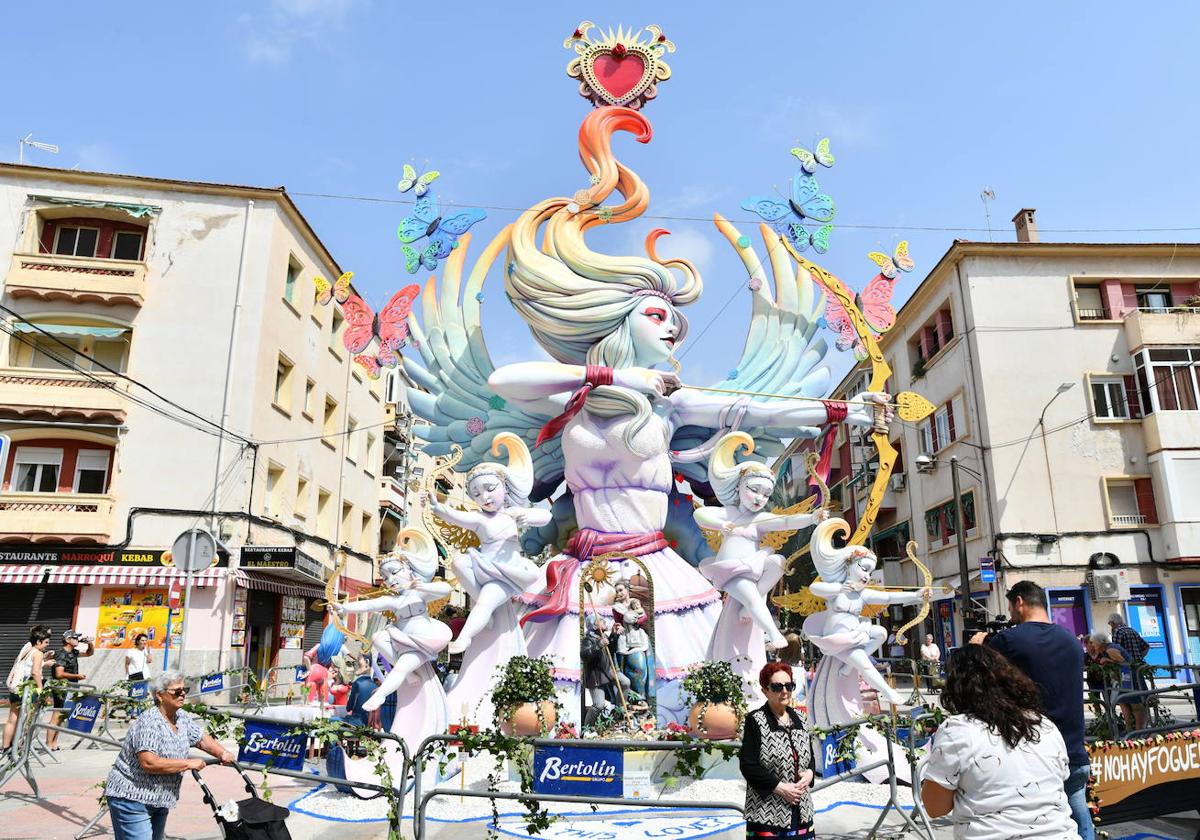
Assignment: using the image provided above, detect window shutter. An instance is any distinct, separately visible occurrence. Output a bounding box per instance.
[1133,478,1158,524]
[930,416,940,452]
[1123,375,1141,418]
[946,400,957,442]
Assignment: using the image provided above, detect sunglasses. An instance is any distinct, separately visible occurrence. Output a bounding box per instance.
[767,681,796,693]
[163,688,188,698]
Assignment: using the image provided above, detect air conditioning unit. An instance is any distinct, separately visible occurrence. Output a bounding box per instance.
[890,473,907,491]
[1088,568,1132,602]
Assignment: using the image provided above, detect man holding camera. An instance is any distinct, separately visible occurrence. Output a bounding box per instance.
[970,580,1091,840]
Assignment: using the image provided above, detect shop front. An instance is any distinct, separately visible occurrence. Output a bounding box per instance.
[233,547,329,683]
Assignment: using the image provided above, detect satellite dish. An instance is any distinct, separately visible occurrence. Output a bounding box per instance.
[171,528,218,573]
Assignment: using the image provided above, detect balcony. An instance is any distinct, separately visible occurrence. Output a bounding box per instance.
[0,367,128,423]
[0,492,117,543]
[1110,513,1147,527]
[379,475,409,517]
[1123,307,1200,352]
[4,252,146,307]
[1142,411,1200,454]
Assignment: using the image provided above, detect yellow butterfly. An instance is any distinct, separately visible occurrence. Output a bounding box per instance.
[867,242,914,279]
[314,271,353,305]
[397,164,440,198]
[790,137,835,173]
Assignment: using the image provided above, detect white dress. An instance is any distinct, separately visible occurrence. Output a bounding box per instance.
[922,715,1077,840]
[518,408,720,725]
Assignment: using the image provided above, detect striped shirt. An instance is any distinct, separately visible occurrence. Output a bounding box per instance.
[104,707,204,809]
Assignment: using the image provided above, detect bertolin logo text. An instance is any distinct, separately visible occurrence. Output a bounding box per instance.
[538,755,618,784]
[69,702,100,723]
[245,730,304,760]
[200,674,223,692]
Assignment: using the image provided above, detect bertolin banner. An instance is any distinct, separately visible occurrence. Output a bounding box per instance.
[199,673,224,694]
[65,696,103,734]
[237,720,307,772]
[533,745,622,798]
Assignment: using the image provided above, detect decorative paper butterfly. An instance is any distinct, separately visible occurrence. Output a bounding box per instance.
[867,241,915,279]
[790,138,835,173]
[340,284,420,362]
[824,244,914,359]
[741,171,835,254]
[397,196,487,274]
[313,272,353,306]
[397,164,440,198]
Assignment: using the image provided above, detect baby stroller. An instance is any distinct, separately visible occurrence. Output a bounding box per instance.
[191,764,293,840]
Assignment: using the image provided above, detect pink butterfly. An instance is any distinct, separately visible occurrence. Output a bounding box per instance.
[825,244,913,358]
[339,286,420,355]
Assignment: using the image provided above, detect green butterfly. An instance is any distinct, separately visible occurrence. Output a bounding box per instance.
[790,138,835,173]
[397,164,440,198]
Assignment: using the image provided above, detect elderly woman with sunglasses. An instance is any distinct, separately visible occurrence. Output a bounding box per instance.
[104,671,234,840]
[739,662,816,839]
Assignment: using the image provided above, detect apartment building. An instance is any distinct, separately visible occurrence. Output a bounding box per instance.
[777,211,1200,670]
[0,163,385,684]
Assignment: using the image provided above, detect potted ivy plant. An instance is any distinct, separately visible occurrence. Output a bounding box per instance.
[682,661,748,740]
[491,655,558,736]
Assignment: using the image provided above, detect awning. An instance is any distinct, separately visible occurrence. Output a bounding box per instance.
[0,565,49,584]
[32,195,161,219]
[46,565,225,586]
[12,323,128,338]
[232,569,324,599]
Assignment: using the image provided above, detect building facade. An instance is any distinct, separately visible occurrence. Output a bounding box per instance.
[778,213,1200,669]
[0,163,386,688]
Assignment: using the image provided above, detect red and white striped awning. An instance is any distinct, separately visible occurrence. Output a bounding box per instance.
[231,569,324,598]
[0,565,50,584]
[45,565,226,587]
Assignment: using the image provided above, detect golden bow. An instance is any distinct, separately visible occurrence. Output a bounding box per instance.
[893,540,933,646]
[422,444,480,556]
[324,550,372,651]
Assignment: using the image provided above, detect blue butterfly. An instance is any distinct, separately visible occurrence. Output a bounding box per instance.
[741,171,835,253]
[396,196,487,274]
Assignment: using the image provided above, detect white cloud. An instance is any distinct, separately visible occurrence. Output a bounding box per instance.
[240,0,362,65]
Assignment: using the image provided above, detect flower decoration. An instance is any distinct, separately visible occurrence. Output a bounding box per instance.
[488,395,507,410]
[475,292,484,302]
[466,417,486,436]
[747,277,763,291]
[597,206,613,222]
[728,368,739,379]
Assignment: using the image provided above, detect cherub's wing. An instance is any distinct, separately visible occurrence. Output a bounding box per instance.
[670,217,833,484]
[402,229,563,498]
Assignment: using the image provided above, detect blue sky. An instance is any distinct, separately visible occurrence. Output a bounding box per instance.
[5,1,1199,388]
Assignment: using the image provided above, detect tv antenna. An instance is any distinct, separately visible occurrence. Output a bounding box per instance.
[18,134,59,165]
[980,188,996,241]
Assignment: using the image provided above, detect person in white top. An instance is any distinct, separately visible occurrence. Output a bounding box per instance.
[920,634,941,665]
[921,644,1078,840]
[125,634,151,682]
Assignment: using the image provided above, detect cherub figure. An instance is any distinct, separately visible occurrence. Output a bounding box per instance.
[427,433,551,655]
[615,596,651,699]
[802,517,931,705]
[333,530,451,713]
[693,432,828,651]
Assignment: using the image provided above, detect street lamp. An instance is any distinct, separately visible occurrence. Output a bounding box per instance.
[1039,382,1075,534]
[915,454,986,629]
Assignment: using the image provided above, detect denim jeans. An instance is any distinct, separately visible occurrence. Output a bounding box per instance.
[1064,762,1094,840]
[108,796,169,840]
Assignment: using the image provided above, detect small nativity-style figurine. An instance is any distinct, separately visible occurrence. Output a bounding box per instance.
[694,432,828,651]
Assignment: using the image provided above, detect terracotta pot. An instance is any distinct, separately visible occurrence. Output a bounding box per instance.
[501,701,557,736]
[688,702,739,740]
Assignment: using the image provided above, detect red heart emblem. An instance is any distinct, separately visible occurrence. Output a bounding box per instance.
[593,53,647,101]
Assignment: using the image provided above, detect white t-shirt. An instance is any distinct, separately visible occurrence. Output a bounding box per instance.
[125,647,149,677]
[922,714,1077,840]
[921,643,941,662]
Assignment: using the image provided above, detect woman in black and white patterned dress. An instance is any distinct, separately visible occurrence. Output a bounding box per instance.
[739,662,815,838]
[104,671,234,840]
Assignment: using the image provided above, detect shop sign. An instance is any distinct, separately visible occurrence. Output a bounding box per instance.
[240,547,325,581]
[0,547,227,567]
[532,745,622,797]
[1089,731,1200,809]
[237,720,307,772]
[199,673,224,694]
[65,696,103,733]
[979,556,996,583]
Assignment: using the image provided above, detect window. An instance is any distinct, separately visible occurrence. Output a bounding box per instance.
[360,512,374,553]
[365,432,377,474]
[1136,286,1171,313]
[1091,377,1141,420]
[1074,285,1108,320]
[1105,478,1158,527]
[1135,348,1200,413]
[295,476,310,522]
[317,488,333,539]
[346,417,359,463]
[53,226,99,257]
[917,397,962,454]
[330,309,344,356]
[303,379,316,418]
[12,447,62,493]
[323,396,339,441]
[924,491,977,546]
[72,450,110,493]
[14,323,131,373]
[265,463,285,518]
[274,355,294,411]
[111,231,144,261]
[341,502,354,545]
[284,258,300,305]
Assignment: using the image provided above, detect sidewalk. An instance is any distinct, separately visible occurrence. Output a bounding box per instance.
[3,737,1197,840]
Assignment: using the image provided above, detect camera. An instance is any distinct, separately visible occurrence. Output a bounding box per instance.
[964,609,1014,641]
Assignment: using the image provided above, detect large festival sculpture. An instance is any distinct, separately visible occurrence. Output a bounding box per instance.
[319,20,942,791]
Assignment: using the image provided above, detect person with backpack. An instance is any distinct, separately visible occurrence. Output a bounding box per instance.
[3,626,53,756]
